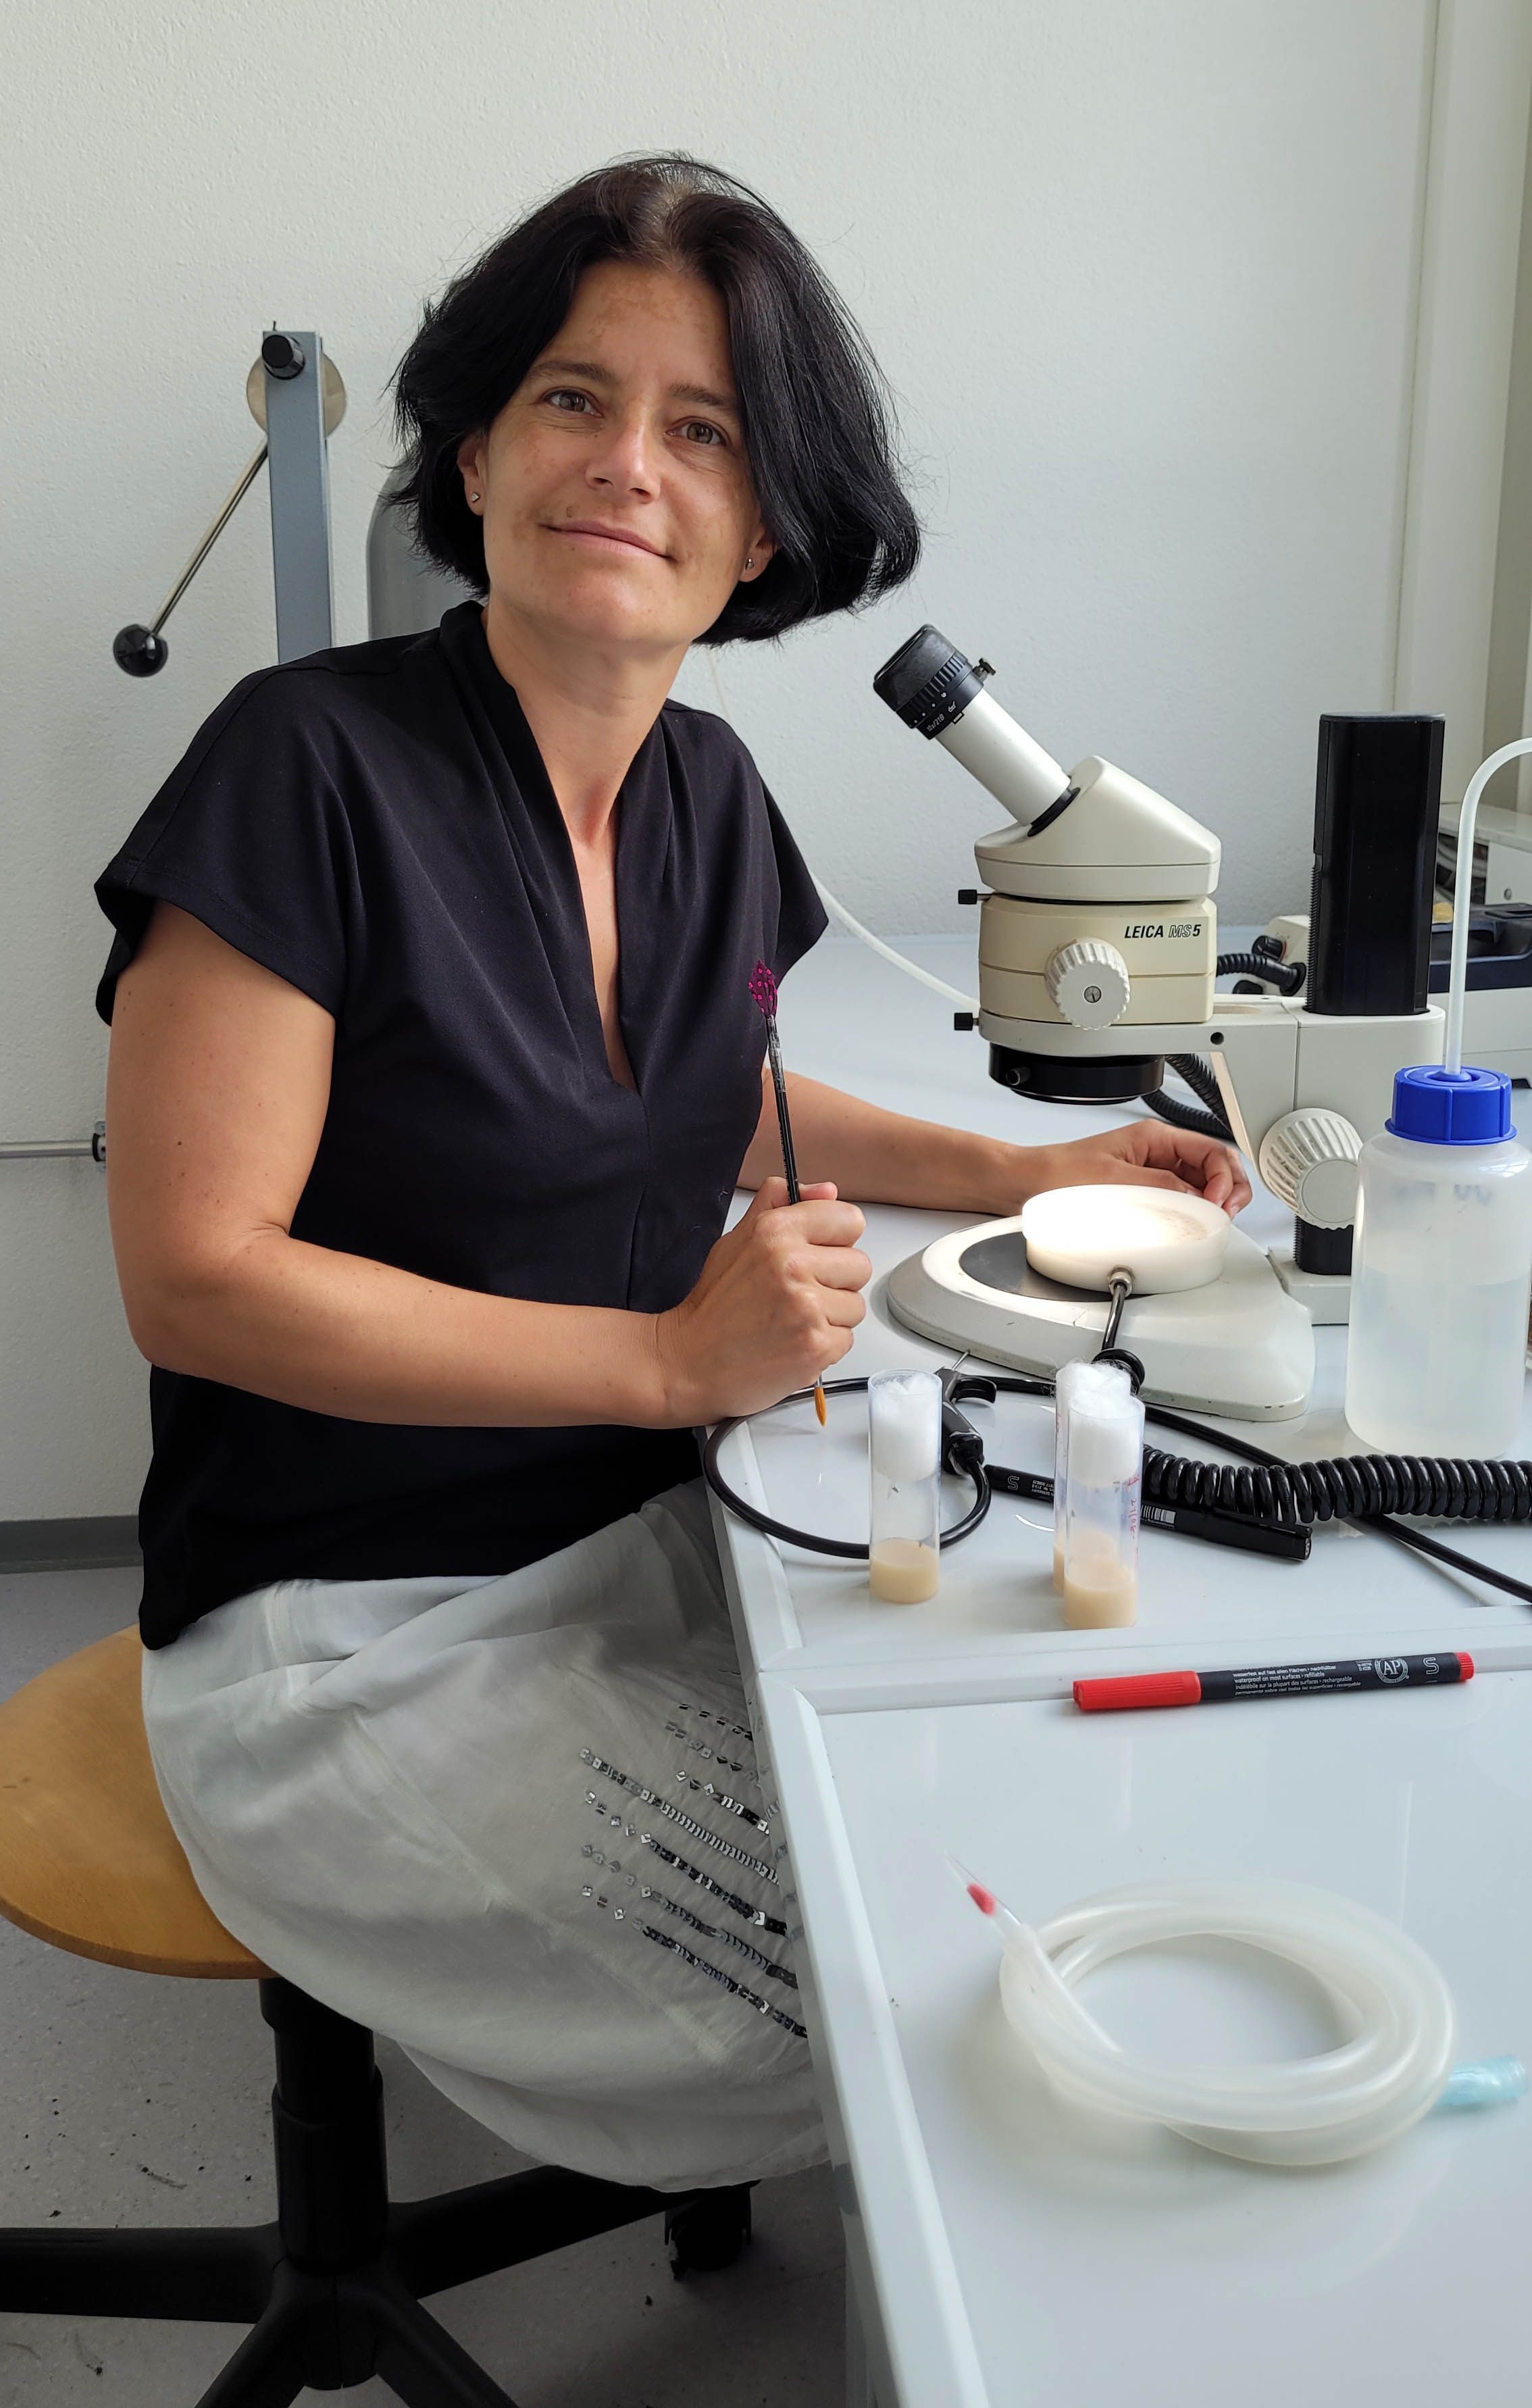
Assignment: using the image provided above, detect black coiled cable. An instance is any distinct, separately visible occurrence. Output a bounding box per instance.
[1144,1447,1532,1527]
[1145,1052,1235,1144]
[702,1370,1532,1609]
[1215,949,1305,995]
[1139,1398,1532,1606]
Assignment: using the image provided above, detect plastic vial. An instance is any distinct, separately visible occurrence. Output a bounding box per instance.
[1061,1362,1144,1628]
[1346,1066,1532,1457]
[1052,1356,1092,1591]
[868,1369,942,1603]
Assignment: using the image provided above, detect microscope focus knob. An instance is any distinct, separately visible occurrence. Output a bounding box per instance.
[1044,940,1131,1029]
[1257,1109,1363,1228]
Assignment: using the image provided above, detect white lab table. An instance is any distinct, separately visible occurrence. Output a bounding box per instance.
[711,937,1532,2408]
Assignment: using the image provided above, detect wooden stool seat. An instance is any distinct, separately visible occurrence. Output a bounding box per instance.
[0,1624,264,1979]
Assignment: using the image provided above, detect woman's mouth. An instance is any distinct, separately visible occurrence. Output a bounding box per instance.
[551,521,667,558]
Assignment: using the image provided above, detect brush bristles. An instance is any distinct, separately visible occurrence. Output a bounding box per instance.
[748,960,780,1019]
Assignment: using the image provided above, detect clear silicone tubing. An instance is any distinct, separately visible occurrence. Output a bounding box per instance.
[997,1878,1456,2165]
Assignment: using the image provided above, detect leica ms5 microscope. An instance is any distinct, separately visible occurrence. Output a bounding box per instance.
[873,627,1446,1419]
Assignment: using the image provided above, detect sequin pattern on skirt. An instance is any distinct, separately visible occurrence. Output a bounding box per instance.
[140,1480,822,2191]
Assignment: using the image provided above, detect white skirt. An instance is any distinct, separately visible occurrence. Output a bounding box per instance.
[141,1480,823,2192]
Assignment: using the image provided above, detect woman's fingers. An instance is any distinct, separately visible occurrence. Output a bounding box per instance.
[816,1284,868,1328]
[1171,1140,1250,1211]
[659,1176,873,1421]
[1108,1124,1252,1214]
[756,1197,867,1251]
[796,1243,873,1292]
[1095,1161,1198,1196]
[1194,1151,1241,1210]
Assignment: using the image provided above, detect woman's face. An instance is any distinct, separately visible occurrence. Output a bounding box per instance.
[459,261,775,661]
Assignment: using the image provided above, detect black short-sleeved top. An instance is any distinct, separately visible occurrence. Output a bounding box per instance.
[95,603,825,1647]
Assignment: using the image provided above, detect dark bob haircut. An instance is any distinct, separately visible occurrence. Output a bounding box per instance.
[390,154,921,644]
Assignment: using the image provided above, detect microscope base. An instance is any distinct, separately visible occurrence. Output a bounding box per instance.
[887,1217,1314,1422]
[1268,1247,1351,1324]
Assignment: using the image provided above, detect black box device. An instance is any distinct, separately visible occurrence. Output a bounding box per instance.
[1307,714,1444,1018]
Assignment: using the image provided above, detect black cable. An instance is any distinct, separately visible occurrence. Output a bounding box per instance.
[1146,1053,1235,1145]
[1100,1273,1132,1353]
[1138,1403,1532,1607]
[1142,1088,1231,1142]
[700,1376,992,1561]
[1169,1053,1229,1118]
[1143,1428,1532,1526]
[700,1368,1532,1608]
[1217,949,1305,995]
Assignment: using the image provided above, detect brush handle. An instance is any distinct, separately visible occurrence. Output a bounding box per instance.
[763,1018,800,1203]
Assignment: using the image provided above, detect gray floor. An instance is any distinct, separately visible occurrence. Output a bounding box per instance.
[0,1569,845,2407]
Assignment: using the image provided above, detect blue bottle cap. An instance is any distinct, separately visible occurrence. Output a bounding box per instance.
[1387,1063,1514,1145]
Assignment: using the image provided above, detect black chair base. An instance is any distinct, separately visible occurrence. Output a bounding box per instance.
[0,1977,752,2405]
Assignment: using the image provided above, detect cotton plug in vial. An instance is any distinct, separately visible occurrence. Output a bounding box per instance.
[1060,1361,1144,1628]
[868,1368,942,1603]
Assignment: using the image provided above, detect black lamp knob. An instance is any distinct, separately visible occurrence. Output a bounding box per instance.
[261,332,305,380]
[113,624,170,677]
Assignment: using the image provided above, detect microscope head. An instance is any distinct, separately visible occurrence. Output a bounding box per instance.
[874,627,1221,1104]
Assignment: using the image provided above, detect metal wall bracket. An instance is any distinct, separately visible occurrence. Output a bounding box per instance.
[261,330,336,661]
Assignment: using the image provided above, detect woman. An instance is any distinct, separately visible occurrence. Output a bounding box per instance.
[97,157,1248,2191]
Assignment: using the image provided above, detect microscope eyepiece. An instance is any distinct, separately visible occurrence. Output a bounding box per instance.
[873,625,990,738]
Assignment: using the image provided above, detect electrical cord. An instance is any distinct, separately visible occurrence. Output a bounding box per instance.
[700,1366,1532,1607]
[1146,1053,1235,1145]
[1169,1052,1230,1119]
[1146,1437,1532,1527]
[700,1374,993,1561]
[1138,1401,1532,1607]
[1143,1088,1231,1143]
[1216,949,1305,995]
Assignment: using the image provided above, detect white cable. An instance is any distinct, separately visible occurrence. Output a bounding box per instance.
[998,1876,1456,2165]
[813,878,981,1013]
[1446,736,1532,1072]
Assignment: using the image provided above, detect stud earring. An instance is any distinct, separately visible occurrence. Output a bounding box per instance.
[470,491,481,504]
[745,555,754,572]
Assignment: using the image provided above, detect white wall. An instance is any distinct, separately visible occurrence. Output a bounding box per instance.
[2,0,1527,1520]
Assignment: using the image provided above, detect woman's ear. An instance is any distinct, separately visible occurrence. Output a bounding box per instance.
[740,528,776,582]
[456,432,488,510]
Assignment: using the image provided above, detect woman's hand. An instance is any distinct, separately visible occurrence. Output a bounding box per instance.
[1021,1122,1252,1215]
[654,1177,871,1423]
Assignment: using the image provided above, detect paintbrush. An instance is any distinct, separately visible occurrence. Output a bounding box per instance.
[749,961,827,1426]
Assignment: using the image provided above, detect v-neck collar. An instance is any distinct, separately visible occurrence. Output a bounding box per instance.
[443,604,669,1097]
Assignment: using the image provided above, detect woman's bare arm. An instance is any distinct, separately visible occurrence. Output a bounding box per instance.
[106,906,868,1428]
[737,1067,1252,1214]
[107,906,674,1425]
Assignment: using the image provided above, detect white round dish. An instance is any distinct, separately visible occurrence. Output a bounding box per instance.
[1019,1182,1231,1295]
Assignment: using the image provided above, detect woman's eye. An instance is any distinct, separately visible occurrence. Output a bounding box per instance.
[545,388,594,413]
[679,420,727,448]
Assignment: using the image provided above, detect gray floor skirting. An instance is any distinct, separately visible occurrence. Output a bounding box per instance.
[0,1515,140,1572]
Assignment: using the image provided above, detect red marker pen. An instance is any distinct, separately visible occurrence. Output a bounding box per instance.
[1074,1652,1473,1713]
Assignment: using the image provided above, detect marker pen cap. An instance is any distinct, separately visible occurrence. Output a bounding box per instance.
[1075,1671,1200,1711]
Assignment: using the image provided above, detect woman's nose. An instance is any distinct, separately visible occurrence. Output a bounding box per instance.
[586,408,659,497]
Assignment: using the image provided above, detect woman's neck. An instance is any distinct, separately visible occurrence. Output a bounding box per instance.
[481,598,684,843]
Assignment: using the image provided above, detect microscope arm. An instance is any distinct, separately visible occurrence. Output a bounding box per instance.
[1206,997,1445,1227]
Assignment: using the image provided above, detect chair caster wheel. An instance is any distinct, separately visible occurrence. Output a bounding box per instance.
[665,2182,754,2278]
